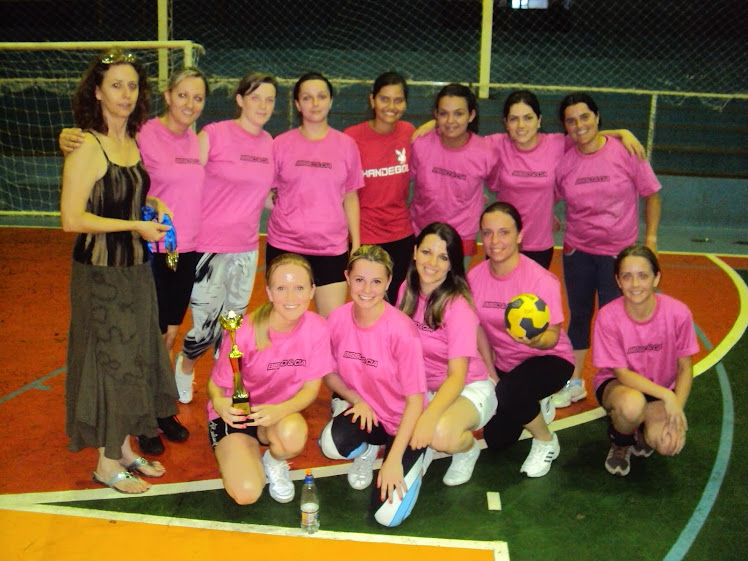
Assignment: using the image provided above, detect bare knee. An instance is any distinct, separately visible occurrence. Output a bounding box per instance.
[268,415,308,458]
[226,481,263,505]
[609,389,647,429]
[431,421,461,453]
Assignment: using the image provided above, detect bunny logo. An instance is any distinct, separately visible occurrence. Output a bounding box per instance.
[395,147,406,165]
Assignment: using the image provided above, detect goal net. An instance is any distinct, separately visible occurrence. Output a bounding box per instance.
[0,41,200,215]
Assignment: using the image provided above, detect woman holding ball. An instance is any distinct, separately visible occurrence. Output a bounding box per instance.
[467,202,573,478]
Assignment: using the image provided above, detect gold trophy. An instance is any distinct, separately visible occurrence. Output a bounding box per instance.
[219,310,250,417]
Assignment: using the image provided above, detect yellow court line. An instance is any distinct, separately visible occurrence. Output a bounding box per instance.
[0,507,508,561]
[692,255,748,376]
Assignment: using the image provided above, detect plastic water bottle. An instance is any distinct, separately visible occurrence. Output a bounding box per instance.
[300,468,320,534]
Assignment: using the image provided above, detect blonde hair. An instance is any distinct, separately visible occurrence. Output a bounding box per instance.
[347,245,394,279]
[252,253,314,351]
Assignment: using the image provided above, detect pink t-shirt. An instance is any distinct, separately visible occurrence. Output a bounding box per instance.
[327,302,427,435]
[410,130,497,243]
[396,287,490,392]
[467,256,574,373]
[344,120,415,244]
[592,293,699,392]
[138,118,204,253]
[196,120,274,253]
[488,132,569,252]
[267,127,364,256]
[207,311,333,421]
[555,137,661,256]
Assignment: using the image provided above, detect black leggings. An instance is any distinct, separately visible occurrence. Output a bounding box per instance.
[483,355,573,451]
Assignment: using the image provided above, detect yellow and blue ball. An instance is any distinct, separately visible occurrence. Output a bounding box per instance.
[504,293,550,339]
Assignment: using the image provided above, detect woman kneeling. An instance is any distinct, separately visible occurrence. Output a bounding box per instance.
[207,254,333,503]
[320,245,428,527]
[593,245,698,477]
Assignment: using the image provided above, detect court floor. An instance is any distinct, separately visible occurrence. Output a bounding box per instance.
[0,228,746,561]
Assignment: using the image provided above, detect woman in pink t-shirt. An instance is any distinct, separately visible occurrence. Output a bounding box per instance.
[320,245,427,527]
[266,72,364,318]
[208,253,332,504]
[592,245,698,477]
[488,90,644,270]
[344,72,416,303]
[410,84,497,269]
[552,92,662,410]
[397,222,497,487]
[176,73,278,408]
[468,202,574,478]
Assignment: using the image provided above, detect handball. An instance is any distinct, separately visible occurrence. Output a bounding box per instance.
[504,293,550,339]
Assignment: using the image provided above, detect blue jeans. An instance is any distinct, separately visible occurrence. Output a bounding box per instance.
[562,248,620,350]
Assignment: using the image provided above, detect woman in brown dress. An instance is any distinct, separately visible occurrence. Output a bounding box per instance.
[61,48,179,493]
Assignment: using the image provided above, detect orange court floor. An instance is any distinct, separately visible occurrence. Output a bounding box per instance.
[0,227,746,561]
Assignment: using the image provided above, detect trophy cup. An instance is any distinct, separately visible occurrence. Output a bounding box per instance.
[219,310,250,417]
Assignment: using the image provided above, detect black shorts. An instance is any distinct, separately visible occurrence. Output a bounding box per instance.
[265,242,347,287]
[595,377,659,407]
[521,247,554,270]
[207,417,259,447]
[378,235,416,304]
[150,251,199,333]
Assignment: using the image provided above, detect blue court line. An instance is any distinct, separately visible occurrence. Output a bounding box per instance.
[0,367,64,405]
[663,325,734,561]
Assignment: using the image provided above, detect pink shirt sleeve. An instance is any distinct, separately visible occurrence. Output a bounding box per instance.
[267,128,364,255]
[138,118,204,252]
[556,137,661,256]
[468,257,574,373]
[592,294,699,391]
[409,131,496,242]
[207,312,333,420]
[328,303,427,435]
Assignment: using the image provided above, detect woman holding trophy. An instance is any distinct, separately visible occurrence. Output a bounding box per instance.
[207,253,334,505]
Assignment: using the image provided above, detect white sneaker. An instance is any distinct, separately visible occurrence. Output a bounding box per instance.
[262,450,295,503]
[551,381,587,408]
[174,353,194,404]
[540,397,556,425]
[331,396,349,417]
[348,444,379,490]
[520,432,560,478]
[443,439,480,486]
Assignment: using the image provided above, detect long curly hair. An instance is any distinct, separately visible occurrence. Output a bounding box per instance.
[72,47,151,136]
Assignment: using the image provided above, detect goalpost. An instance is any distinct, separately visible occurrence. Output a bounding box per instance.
[0,40,203,217]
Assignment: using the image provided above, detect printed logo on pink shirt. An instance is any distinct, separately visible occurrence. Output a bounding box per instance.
[174,157,200,164]
[432,167,467,180]
[342,351,379,367]
[482,301,507,309]
[413,320,434,333]
[575,175,610,184]
[295,160,332,169]
[627,343,663,354]
[267,358,307,370]
[240,155,270,163]
[511,170,547,177]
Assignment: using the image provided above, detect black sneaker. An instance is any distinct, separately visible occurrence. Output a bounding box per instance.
[158,415,189,442]
[137,433,165,455]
